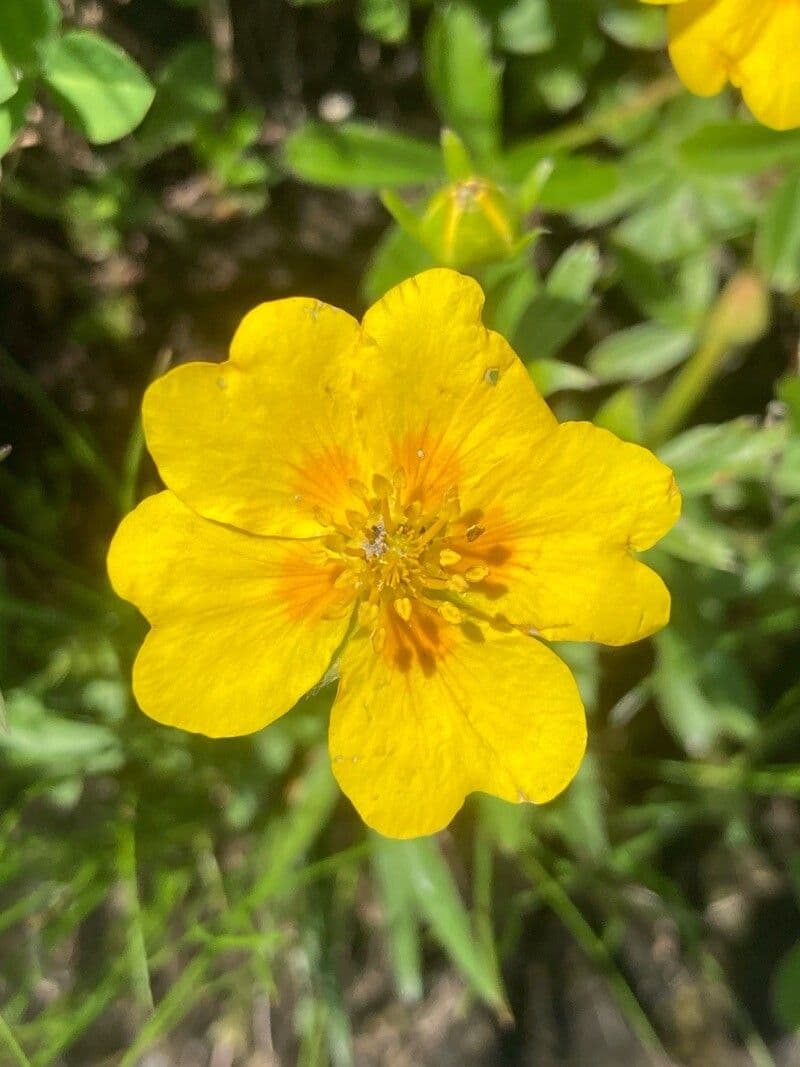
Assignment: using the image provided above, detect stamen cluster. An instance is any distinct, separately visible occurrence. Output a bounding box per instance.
[316,471,489,652]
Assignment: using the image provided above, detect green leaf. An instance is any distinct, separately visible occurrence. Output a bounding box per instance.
[779,375,800,430]
[0,51,18,105]
[362,223,435,303]
[547,240,601,300]
[653,628,758,756]
[371,835,423,1001]
[658,419,788,496]
[588,323,694,383]
[614,187,705,263]
[659,512,738,572]
[773,944,800,1031]
[513,243,600,362]
[756,166,800,294]
[0,690,124,777]
[399,837,509,1013]
[528,358,598,396]
[284,121,443,189]
[599,7,665,50]
[43,30,155,144]
[136,40,223,158]
[359,0,409,43]
[424,3,502,163]
[0,78,32,156]
[680,122,800,177]
[480,256,538,337]
[536,155,620,211]
[593,386,643,443]
[0,0,60,73]
[496,0,554,56]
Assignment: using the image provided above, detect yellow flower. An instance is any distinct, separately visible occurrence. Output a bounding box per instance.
[643,0,800,130]
[108,270,680,839]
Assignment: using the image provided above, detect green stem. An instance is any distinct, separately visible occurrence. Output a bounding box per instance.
[0,1011,32,1067]
[117,806,154,1016]
[647,334,728,448]
[521,851,668,1063]
[118,416,147,517]
[525,75,683,158]
[625,757,800,798]
[472,823,509,1021]
[702,953,777,1067]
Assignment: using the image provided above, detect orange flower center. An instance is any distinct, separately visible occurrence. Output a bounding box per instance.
[315,470,490,653]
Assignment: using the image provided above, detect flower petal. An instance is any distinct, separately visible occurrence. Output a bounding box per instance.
[108,492,353,736]
[329,623,586,839]
[142,298,364,537]
[665,0,800,130]
[453,422,680,646]
[730,3,800,131]
[356,269,558,507]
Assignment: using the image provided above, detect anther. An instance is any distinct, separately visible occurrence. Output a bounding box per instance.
[438,602,463,625]
[322,533,347,552]
[439,548,461,567]
[372,626,387,653]
[466,524,486,542]
[313,506,333,527]
[394,597,412,622]
[465,565,490,583]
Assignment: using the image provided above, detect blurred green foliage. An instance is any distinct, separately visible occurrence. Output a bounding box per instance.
[1,0,800,1064]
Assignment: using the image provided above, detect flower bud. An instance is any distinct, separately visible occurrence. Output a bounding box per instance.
[708,271,770,348]
[418,178,521,268]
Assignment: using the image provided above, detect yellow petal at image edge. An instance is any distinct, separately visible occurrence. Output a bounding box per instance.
[329,625,587,839]
[141,298,364,538]
[644,0,800,131]
[107,492,352,737]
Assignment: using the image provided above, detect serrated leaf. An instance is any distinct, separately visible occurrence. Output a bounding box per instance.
[284,121,443,188]
[43,30,155,144]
